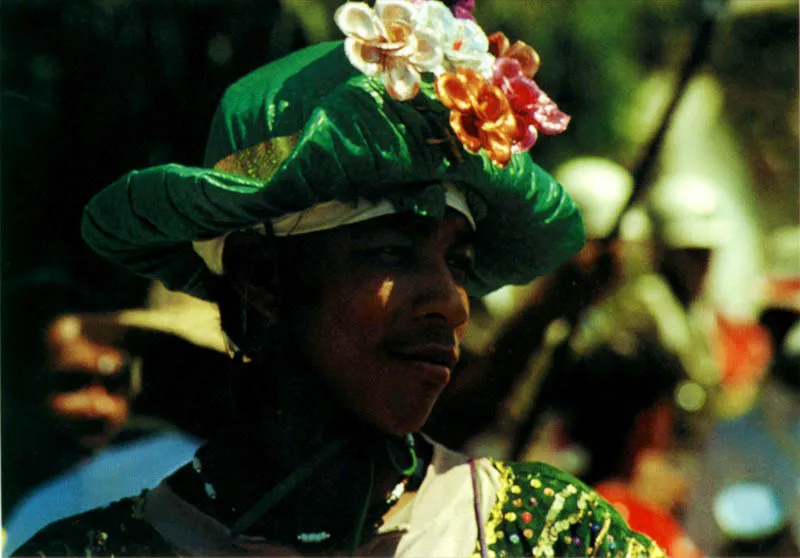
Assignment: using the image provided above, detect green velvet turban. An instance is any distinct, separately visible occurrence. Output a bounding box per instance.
[82,40,584,300]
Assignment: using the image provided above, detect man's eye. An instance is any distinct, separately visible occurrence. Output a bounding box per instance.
[369,246,413,266]
[448,254,475,283]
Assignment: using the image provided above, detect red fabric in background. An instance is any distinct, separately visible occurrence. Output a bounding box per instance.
[715,315,772,385]
[596,482,703,558]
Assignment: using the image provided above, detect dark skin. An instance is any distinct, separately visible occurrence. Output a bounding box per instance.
[168,211,475,552]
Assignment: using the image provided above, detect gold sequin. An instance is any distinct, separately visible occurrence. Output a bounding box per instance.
[534,485,585,557]
[523,528,534,539]
[213,133,301,181]
[543,487,555,497]
[512,498,523,507]
[530,479,542,489]
[590,512,612,557]
[484,460,514,546]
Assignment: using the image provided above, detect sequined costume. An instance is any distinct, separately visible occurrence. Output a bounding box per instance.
[14,441,663,557]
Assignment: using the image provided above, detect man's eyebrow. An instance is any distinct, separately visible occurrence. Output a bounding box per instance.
[348,224,410,241]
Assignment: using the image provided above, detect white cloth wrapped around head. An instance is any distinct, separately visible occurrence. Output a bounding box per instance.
[193,182,475,276]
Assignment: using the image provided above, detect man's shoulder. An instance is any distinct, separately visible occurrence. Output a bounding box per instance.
[11,494,174,557]
[481,459,666,558]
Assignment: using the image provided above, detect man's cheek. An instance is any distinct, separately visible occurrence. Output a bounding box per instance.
[455,295,471,340]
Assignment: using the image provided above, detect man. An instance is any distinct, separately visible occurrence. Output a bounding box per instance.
[14,2,664,555]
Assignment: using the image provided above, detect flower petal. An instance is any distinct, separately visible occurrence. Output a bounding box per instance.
[435,72,472,112]
[384,59,420,101]
[385,20,414,44]
[335,2,381,43]
[475,84,512,128]
[484,131,512,167]
[512,118,539,153]
[493,57,523,82]
[409,27,444,71]
[505,75,542,112]
[386,21,418,57]
[488,32,510,58]
[506,40,541,78]
[450,111,483,152]
[457,19,489,52]
[344,39,383,76]
[456,66,487,105]
[376,0,415,26]
[451,0,476,20]
[414,0,454,36]
[452,6,475,21]
[533,96,571,135]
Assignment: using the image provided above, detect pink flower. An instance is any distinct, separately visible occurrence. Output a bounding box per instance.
[450,0,476,21]
[488,33,569,153]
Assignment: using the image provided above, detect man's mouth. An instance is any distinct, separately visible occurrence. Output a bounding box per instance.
[386,344,459,386]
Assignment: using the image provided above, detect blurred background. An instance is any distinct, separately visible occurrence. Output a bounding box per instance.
[2,0,798,556]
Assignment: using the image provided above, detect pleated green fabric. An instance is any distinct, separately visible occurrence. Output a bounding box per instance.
[82,41,584,299]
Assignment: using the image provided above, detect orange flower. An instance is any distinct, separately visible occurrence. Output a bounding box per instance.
[488,31,540,79]
[434,67,518,168]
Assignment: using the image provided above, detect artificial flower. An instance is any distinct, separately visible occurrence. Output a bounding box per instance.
[335,0,443,101]
[435,66,518,167]
[488,31,540,79]
[489,33,570,152]
[410,0,474,20]
[414,0,494,77]
[450,0,476,21]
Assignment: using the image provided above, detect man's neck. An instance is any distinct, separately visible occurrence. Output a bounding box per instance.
[166,356,427,549]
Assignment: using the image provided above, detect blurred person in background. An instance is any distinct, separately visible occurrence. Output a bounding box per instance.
[3,280,233,554]
[684,225,800,557]
[429,156,634,456]
[2,269,123,515]
[503,174,733,557]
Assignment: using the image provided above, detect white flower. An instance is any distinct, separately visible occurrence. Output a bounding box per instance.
[335,0,443,101]
[413,0,494,77]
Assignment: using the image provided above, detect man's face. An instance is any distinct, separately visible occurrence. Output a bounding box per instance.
[284,211,474,435]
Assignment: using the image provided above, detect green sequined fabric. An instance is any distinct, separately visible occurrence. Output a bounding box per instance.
[481,461,666,558]
[11,495,177,557]
[14,461,666,558]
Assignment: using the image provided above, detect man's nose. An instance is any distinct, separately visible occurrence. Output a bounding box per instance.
[413,260,469,328]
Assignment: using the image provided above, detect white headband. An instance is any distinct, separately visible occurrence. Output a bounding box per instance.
[193,183,475,276]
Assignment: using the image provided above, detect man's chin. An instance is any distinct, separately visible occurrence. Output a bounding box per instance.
[372,403,438,437]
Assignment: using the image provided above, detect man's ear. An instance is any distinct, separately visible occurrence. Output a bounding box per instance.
[222,231,281,326]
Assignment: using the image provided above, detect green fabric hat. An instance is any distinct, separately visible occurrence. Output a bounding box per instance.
[82,39,584,300]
